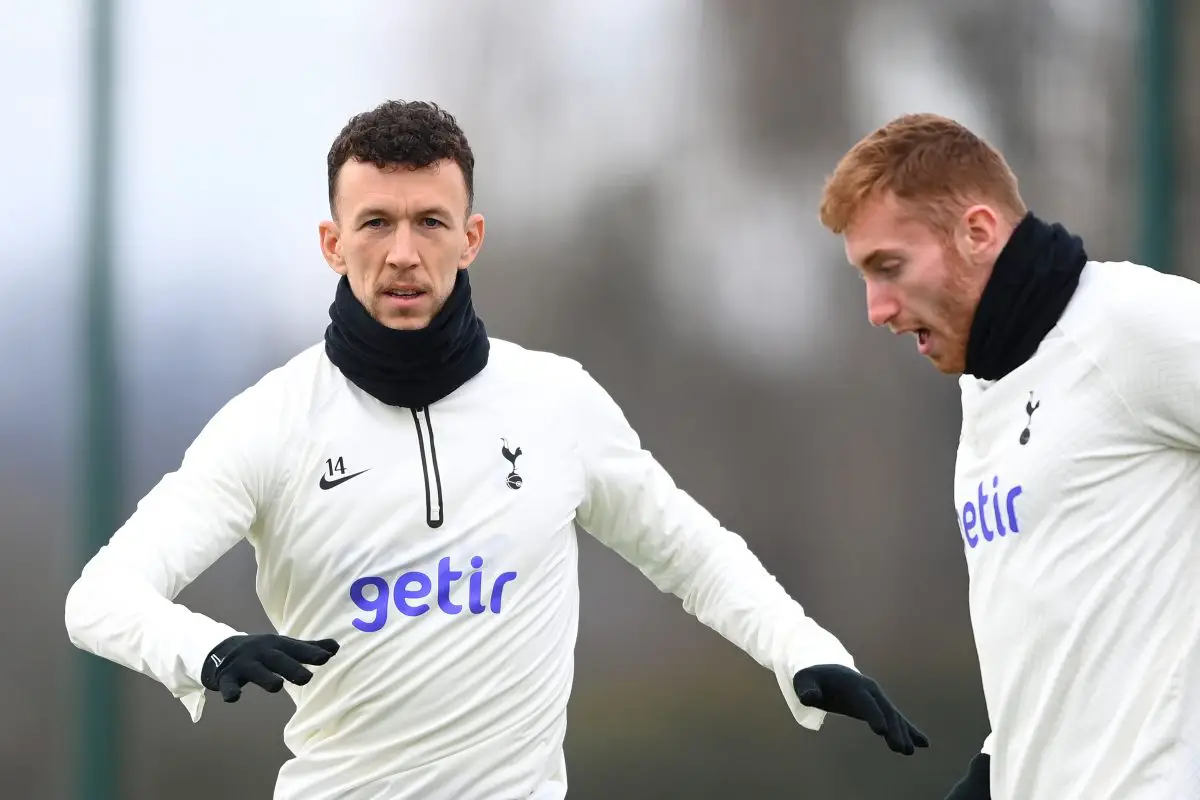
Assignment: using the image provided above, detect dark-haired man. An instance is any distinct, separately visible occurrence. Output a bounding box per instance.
[66,100,927,800]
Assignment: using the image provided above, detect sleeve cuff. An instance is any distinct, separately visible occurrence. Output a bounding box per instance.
[776,645,858,731]
[174,621,244,722]
[177,688,207,723]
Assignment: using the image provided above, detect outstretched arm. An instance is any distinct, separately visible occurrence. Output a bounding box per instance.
[569,365,926,752]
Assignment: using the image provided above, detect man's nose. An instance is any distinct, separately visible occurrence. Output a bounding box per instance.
[386,226,421,267]
[865,282,900,328]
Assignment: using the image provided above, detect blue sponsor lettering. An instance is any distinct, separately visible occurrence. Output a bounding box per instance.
[961,476,1023,548]
[349,557,518,632]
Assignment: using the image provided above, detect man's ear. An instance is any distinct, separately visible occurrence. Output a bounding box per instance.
[960,205,1001,260]
[459,213,486,269]
[319,219,347,276]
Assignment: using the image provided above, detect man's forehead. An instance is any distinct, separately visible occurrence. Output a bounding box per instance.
[337,158,466,215]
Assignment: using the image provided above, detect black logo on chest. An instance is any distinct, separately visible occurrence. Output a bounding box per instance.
[319,456,369,490]
[1019,391,1041,445]
[501,439,523,490]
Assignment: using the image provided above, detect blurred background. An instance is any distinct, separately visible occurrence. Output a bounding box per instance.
[3,0,1195,797]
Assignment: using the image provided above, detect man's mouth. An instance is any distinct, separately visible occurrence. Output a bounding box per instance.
[916,328,932,355]
[382,288,427,309]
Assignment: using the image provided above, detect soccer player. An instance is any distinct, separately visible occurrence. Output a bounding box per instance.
[65,100,927,800]
[819,112,1200,800]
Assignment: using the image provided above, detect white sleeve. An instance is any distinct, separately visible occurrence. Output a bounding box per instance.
[569,366,857,731]
[64,383,278,722]
[1102,269,1200,450]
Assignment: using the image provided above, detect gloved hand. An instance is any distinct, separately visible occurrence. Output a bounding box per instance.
[201,634,340,703]
[943,752,991,799]
[793,664,929,755]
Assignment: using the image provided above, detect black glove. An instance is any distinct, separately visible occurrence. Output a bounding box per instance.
[943,752,990,800]
[201,634,340,703]
[793,664,929,755]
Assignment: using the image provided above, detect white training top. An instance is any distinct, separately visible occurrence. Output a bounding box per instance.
[64,338,856,800]
[955,261,1200,800]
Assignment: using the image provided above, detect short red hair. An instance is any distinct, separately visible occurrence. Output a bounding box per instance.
[819,113,1026,235]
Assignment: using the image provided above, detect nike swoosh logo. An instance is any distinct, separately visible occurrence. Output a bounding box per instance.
[319,469,370,490]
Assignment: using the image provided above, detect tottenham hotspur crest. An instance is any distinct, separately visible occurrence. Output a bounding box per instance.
[1020,391,1040,445]
[501,439,523,489]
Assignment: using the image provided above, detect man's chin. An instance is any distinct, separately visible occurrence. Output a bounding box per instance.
[376,313,431,331]
[365,298,433,330]
[927,350,966,375]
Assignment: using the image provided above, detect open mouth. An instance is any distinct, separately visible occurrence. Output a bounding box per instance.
[383,288,427,307]
[916,328,932,354]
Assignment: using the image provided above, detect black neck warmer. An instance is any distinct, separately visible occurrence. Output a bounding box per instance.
[324,270,490,408]
[964,212,1088,380]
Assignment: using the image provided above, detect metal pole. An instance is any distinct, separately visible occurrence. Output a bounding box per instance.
[77,0,122,797]
[1138,0,1176,273]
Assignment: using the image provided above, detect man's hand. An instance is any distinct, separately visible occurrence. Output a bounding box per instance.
[793,664,929,755]
[201,634,340,703]
[943,753,991,799]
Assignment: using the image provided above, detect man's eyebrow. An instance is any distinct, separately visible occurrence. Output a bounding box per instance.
[353,206,392,221]
[858,249,903,270]
[352,204,456,221]
[414,204,454,220]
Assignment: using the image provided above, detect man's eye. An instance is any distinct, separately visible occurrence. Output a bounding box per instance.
[363,218,384,229]
[421,218,443,228]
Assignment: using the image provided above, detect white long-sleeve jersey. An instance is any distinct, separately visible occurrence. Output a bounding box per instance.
[65,338,856,800]
[955,261,1200,799]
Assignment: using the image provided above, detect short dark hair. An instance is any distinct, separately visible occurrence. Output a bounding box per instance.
[326,100,475,217]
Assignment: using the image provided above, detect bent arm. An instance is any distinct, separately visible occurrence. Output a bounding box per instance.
[64,387,275,721]
[569,366,856,730]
